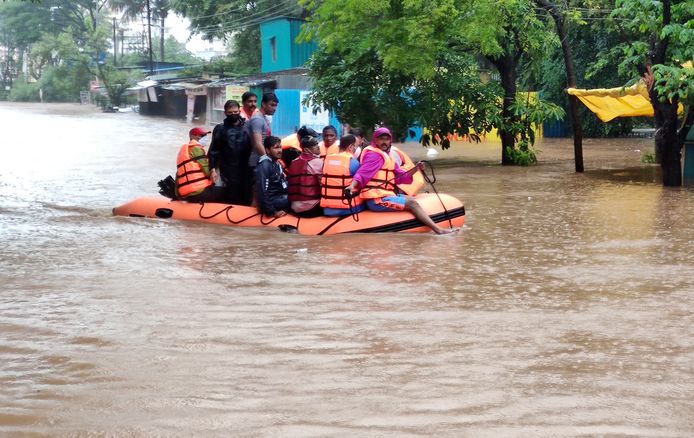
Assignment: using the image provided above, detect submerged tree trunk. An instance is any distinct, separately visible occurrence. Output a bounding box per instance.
[490,54,518,165]
[536,0,584,172]
[652,97,682,186]
[647,0,681,186]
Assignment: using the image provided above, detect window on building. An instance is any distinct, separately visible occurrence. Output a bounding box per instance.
[270,37,277,62]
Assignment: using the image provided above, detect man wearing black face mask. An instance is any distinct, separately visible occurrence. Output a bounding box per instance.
[208,100,252,205]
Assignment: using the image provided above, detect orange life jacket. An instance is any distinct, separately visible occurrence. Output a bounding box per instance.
[281,133,301,151]
[317,141,332,159]
[358,146,397,199]
[320,152,364,208]
[176,140,213,197]
[325,142,340,157]
[390,146,425,196]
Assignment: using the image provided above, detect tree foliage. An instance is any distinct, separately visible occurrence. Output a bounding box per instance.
[592,0,694,185]
[532,1,634,138]
[301,0,563,164]
[1,0,138,105]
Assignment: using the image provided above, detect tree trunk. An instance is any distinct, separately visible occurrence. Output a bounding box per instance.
[647,0,680,185]
[652,99,681,186]
[536,0,584,172]
[491,55,518,165]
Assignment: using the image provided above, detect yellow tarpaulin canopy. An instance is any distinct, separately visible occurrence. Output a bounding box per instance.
[568,62,691,122]
[567,81,653,122]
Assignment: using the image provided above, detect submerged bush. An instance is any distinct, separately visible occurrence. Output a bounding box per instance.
[8,79,40,102]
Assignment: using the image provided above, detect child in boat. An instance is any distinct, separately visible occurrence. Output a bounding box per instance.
[255,136,290,218]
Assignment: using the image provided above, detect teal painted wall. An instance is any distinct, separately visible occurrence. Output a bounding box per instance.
[289,19,317,69]
[261,18,316,73]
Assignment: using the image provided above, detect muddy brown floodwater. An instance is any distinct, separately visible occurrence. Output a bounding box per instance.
[1,102,693,437]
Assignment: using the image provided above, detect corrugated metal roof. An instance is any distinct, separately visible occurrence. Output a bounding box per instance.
[160,81,211,91]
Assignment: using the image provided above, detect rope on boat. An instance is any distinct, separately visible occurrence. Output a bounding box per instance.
[419,160,454,229]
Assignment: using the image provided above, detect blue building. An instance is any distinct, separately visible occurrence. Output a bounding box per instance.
[257,17,341,137]
[260,18,317,74]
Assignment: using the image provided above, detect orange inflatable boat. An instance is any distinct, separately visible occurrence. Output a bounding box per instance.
[113,193,465,235]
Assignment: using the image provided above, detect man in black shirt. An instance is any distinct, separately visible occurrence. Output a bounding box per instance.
[208,100,252,205]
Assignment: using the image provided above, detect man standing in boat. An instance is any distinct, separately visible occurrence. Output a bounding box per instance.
[345,127,455,234]
[175,127,225,203]
[208,100,252,205]
[246,92,279,202]
[240,91,258,121]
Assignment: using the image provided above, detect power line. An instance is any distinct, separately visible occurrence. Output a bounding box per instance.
[192,3,299,32]
[191,4,300,34]
[180,0,297,22]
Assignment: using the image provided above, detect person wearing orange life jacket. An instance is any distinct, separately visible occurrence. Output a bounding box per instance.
[287,135,324,217]
[320,134,366,217]
[320,125,339,158]
[344,127,456,234]
[389,145,425,196]
[176,127,226,203]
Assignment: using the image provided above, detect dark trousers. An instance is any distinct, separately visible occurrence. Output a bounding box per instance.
[182,186,226,203]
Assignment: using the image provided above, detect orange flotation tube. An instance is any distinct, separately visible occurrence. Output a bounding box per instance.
[113,193,464,235]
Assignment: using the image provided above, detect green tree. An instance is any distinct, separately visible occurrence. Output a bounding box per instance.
[171,0,304,74]
[0,1,57,89]
[593,0,693,186]
[532,1,635,139]
[29,32,91,101]
[38,0,137,105]
[302,0,563,164]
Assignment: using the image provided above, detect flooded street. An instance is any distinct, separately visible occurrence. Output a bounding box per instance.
[1,102,693,437]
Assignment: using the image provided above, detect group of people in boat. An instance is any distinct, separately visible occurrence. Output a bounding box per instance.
[174,91,455,234]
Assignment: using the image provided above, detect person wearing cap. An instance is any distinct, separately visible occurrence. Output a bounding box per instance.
[175,127,225,203]
[286,135,324,217]
[345,127,456,234]
[281,125,318,168]
[208,99,252,205]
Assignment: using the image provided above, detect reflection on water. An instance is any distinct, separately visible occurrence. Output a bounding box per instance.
[1,103,693,437]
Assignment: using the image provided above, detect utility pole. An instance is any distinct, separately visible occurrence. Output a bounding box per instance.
[146,0,153,75]
[112,16,117,66]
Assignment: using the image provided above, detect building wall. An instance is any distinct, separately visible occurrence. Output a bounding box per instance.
[260,19,293,73]
[289,19,317,68]
[277,74,312,90]
[271,88,341,138]
[260,18,316,73]
[207,87,228,125]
